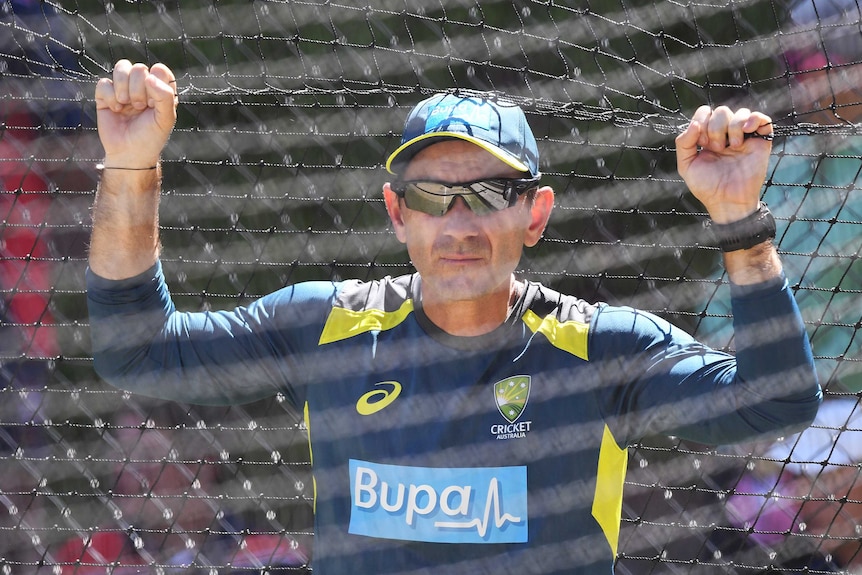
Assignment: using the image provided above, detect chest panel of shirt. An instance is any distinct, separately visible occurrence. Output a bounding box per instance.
[310,316,622,555]
[306,280,627,566]
[315,308,616,496]
[308,313,611,465]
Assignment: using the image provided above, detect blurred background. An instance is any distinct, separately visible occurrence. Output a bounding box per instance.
[1,0,861,572]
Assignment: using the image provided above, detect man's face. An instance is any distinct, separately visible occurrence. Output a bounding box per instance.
[384,140,546,305]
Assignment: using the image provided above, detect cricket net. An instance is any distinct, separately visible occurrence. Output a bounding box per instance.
[1,0,861,572]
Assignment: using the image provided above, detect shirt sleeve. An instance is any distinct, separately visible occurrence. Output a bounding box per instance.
[591,272,822,446]
[86,261,339,406]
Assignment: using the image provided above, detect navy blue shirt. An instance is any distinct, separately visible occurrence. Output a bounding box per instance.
[87,264,820,574]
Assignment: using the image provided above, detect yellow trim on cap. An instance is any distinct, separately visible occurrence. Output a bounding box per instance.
[386,131,529,175]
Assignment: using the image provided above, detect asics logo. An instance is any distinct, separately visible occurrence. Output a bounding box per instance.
[356,381,402,415]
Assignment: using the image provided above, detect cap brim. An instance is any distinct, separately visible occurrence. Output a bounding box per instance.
[386,131,531,175]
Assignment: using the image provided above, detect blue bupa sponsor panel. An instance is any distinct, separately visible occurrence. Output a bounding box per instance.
[348,459,528,544]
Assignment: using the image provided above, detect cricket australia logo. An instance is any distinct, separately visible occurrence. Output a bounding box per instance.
[490,376,532,440]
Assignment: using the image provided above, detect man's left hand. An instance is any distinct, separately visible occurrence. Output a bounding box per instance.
[676,105,774,224]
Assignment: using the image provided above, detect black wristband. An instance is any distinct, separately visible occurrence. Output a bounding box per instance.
[707,203,776,252]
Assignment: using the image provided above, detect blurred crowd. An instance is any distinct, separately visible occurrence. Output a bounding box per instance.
[1,1,309,571]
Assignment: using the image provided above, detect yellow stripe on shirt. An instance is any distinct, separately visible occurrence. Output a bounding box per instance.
[319,299,414,345]
[521,309,590,360]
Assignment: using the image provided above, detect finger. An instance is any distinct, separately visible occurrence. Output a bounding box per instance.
[147,63,178,108]
[148,63,177,89]
[675,119,700,156]
[94,77,118,111]
[705,106,733,151]
[675,105,713,175]
[127,63,152,110]
[727,108,751,148]
[145,66,179,132]
[744,111,774,138]
[688,105,713,148]
[111,59,133,107]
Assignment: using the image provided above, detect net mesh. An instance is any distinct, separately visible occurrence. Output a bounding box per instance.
[1,0,861,572]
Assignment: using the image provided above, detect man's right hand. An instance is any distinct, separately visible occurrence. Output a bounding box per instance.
[95,59,178,169]
[90,60,177,280]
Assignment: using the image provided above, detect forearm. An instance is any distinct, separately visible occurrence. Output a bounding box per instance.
[663,277,820,444]
[87,262,287,406]
[722,239,783,286]
[595,284,819,446]
[86,265,344,408]
[91,59,177,279]
[728,273,821,430]
[89,165,161,279]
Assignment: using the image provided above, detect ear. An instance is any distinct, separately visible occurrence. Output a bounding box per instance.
[524,186,554,247]
[383,183,408,244]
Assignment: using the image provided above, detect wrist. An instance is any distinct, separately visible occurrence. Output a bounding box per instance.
[100,152,162,171]
[723,242,783,286]
[705,202,761,225]
[97,163,159,171]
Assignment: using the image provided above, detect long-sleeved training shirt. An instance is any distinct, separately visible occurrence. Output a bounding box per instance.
[87,263,821,575]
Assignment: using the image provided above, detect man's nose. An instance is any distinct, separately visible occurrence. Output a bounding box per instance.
[440,196,481,235]
[446,195,472,214]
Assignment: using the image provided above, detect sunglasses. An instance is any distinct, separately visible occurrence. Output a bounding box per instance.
[391,176,540,217]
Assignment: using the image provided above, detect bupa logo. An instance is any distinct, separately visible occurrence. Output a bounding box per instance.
[491,376,532,440]
[348,459,528,544]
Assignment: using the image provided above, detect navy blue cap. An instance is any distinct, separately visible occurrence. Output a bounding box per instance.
[386,92,540,177]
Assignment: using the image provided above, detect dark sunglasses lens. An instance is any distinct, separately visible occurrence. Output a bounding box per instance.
[402,183,455,216]
[466,181,513,212]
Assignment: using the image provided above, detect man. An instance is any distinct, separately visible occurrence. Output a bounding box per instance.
[87,59,821,574]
